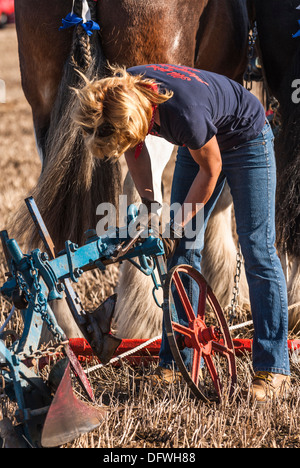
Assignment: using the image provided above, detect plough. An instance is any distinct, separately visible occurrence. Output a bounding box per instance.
[0,198,299,448]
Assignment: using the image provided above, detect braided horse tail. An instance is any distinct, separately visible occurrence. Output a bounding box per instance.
[13,0,121,251]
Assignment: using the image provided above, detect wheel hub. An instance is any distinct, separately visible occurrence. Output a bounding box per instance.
[184,318,221,355]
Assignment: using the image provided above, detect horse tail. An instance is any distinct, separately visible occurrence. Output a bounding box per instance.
[12,22,121,251]
[274,43,300,259]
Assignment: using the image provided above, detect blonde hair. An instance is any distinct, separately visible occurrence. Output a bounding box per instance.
[72,65,173,159]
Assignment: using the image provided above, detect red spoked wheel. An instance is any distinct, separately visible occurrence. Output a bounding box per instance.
[163,265,237,402]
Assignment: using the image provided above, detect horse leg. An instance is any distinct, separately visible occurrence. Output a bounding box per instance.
[15,0,73,163]
[97,0,204,66]
[195,0,248,80]
[15,1,87,340]
[280,255,300,334]
[253,0,300,329]
[112,137,175,339]
[201,182,249,309]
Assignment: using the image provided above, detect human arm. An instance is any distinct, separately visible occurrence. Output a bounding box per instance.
[174,135,222,228]
[124,145,155,202]
[124,136,222,258]
[125,144,178,256]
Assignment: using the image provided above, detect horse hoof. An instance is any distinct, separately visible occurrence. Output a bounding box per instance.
[98,333,122,365]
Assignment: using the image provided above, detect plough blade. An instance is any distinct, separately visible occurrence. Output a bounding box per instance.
[41,362,107,448]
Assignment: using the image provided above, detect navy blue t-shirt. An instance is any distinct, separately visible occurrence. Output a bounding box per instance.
[128,64,265,152]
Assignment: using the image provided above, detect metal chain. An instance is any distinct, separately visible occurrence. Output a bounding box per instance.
[17,340,69,362]
[0,256,68,382]
[15,259,62,341]
[244,23,258,91]
[0,340,68,416]
[227,244,243,324]
[0,373,9,419]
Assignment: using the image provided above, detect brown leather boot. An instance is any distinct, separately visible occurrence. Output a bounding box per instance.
[251,372,291,404]
[147,366,182,385]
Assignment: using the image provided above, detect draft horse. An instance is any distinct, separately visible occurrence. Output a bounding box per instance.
[249,0,300,331]
[13,0,251,347]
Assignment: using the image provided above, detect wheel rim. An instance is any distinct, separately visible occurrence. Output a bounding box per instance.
[163,264,237,402]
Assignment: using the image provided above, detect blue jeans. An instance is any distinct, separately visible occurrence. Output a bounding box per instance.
[160,122,290,376]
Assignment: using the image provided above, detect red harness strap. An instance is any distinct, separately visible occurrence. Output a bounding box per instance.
[134,83,159,160]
